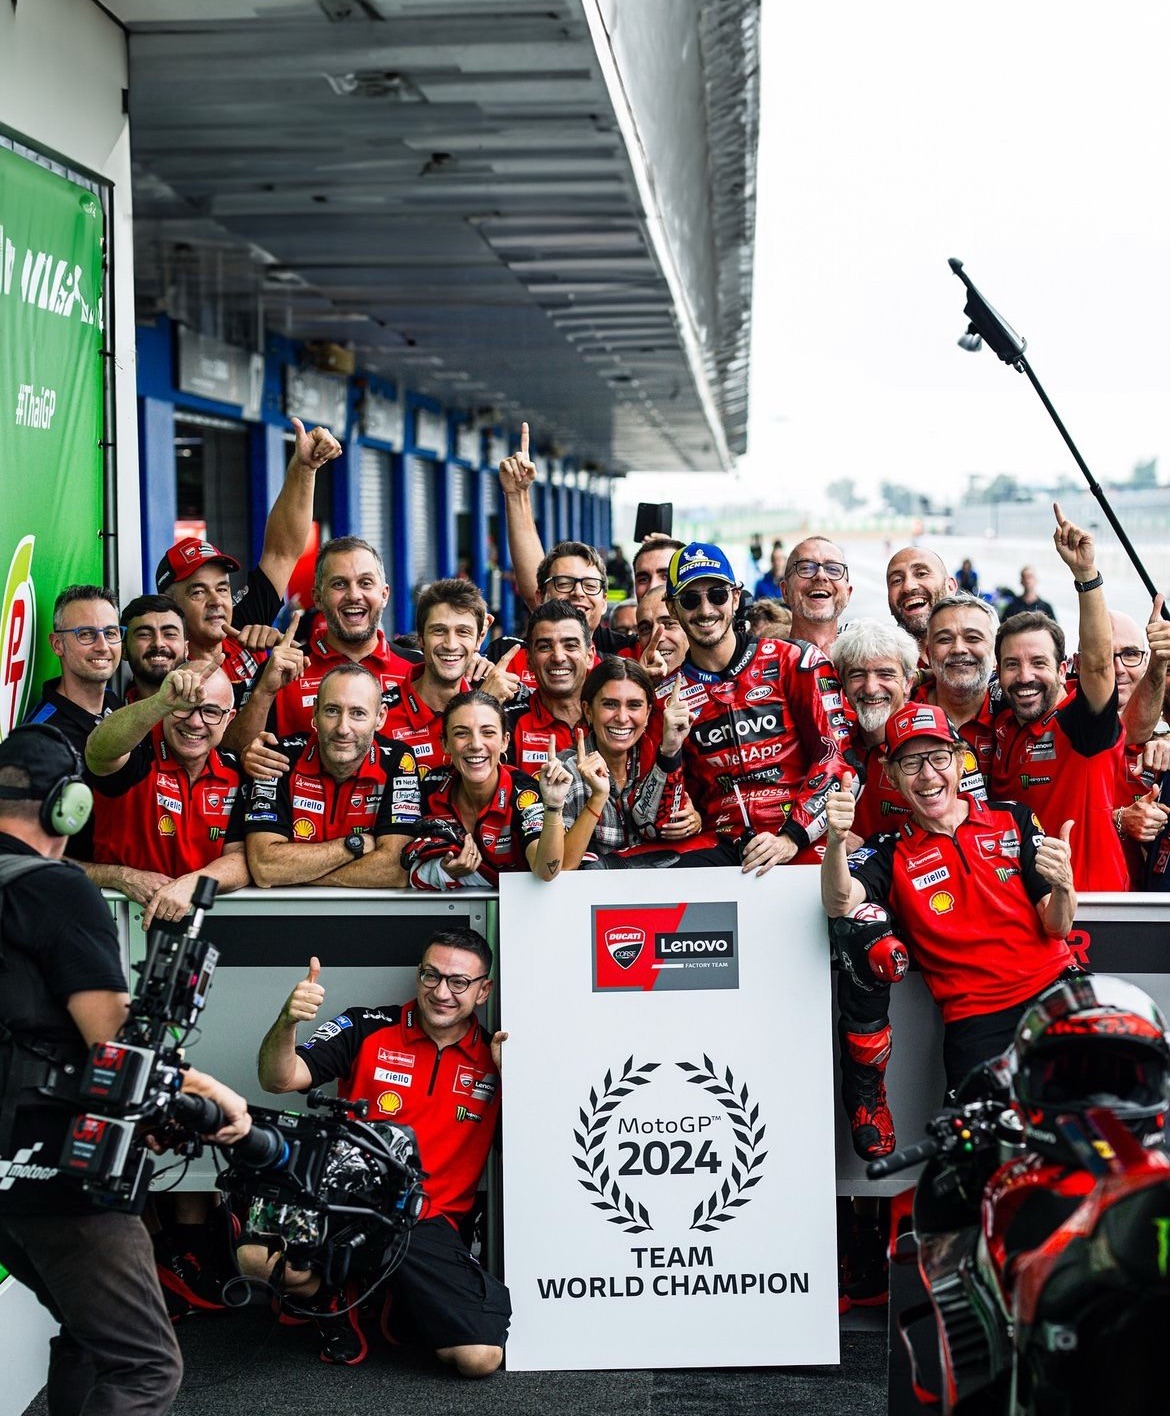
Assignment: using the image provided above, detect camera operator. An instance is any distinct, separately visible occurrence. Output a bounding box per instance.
[248,928,509,1374]
[0,723,250,1415]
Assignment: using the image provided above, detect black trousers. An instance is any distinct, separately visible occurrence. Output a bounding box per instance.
[0,1210,181,1415]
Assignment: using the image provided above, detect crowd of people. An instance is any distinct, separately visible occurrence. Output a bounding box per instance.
[4,410,1170,1398]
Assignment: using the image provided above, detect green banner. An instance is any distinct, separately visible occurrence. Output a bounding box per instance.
[0,145,106,737]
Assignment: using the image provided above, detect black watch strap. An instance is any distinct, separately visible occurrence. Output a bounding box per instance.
[1073,573,1103,594]
[345,831,365,859]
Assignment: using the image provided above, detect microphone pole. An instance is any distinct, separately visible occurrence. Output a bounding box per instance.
[948,257,1168,620]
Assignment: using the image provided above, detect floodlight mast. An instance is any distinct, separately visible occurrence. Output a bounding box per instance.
[949,258,1167,618]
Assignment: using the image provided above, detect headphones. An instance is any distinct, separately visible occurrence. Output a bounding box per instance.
[0,723,94,837]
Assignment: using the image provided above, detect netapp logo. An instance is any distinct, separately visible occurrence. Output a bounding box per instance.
[655,933,735,959]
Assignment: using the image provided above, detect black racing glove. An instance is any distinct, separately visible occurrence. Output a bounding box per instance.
[829,903,909,994]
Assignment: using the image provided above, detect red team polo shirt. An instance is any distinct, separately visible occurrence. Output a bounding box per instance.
[90,723,245,874]
[296,1003,499,1226]
[505,693,583,774]
[272,630,421,737]
[379,666,468,777]
[417,763,545,883]
[990,688,1127,892]
[242,735,421,842]
[847,796,1073,1023]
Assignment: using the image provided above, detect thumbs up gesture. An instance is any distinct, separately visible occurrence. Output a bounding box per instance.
[1034,820,1075,891]
[825,770,857,844]
[1120,786,1170,843]
[281,956,326,1026]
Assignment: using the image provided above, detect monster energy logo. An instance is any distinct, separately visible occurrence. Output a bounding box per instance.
[1018,774,1051,790]
[995,867,1015,883]
[1155,1216,1170,1278]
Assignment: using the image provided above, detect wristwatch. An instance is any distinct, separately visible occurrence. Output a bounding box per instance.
[1073,573,1103,594]
[344,831,365,859]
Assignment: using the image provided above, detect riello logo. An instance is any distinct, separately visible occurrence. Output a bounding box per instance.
[1,536,36,737]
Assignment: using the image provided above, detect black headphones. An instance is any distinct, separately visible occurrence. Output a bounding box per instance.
[0,723,94,837]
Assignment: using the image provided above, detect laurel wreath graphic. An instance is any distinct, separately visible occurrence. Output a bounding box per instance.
[573,1057,660,1233]
[678,1054,767,1232]
[572,1055,766,1235]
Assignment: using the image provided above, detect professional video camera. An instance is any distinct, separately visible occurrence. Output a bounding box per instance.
[217,1090,425,1289]
[57,878,426,1282]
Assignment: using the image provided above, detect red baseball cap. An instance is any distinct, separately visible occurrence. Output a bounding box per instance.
[883,703,960,758]
[155,537,241,593]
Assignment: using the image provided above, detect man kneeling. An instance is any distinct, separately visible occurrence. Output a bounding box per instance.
[242,928,509,1374]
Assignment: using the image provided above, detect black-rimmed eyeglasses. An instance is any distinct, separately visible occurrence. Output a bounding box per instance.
[789,559,848,582]
[1114,647,1148,668]
[418,965,489,995]
[891,747,957,776]
[544,575,605,597]
[170,703,229,727]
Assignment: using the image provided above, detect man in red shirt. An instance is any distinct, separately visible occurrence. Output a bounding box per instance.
[155,418,342,692]
[915,593,1000,797]
[244,663,419,887]
[829,618,919,842]
[823,702,1078,1095]
[118,595,188,702]
[268,536,420,737]
[85,660,249,926]
[884,546,956,660]
[505,602,591,773]
[250,928,508,1373]
[990,505,1127,891]
[667,541,850,875]
[780,536,853,653]
[380,579,492,775]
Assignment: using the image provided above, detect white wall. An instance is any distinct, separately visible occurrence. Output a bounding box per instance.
[0,0,142,597]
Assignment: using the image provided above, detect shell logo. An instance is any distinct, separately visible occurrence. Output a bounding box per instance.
[929,890,955,915]
[158,814,177,837]
[401,752,415,773]
[376,1090,402,1115]
[961,748,977,775]
[293,819,315,840]
[516,789,539,810]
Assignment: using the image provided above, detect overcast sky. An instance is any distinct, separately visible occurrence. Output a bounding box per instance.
[621,1,1170,516]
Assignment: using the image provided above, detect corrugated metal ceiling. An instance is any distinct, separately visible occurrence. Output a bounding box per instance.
[112,0,757,472]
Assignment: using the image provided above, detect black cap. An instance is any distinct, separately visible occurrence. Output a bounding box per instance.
[0,725,82,797]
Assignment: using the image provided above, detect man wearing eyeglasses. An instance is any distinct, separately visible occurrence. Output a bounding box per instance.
[84,660,250,925]
[24,585,123,756]
[780,537,853,652]
[252,928,509,1372]
[665,542,850,876]
[823,702,1079,1094]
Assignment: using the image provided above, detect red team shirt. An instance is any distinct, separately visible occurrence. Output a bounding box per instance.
[674,635,850,849]
[242,735,421,842]
[505,693,583,774]
[847,797,1073,1022]
[296,1003,499,1226]
[90,723,245,874]
[272,630,421,737]
[990,689,1127,892]
[417,763,545,883]
[379,666,467,777]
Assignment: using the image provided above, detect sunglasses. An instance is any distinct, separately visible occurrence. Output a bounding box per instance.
[675,585,735,611]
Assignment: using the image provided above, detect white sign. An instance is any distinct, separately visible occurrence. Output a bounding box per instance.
[499,867,839,1371]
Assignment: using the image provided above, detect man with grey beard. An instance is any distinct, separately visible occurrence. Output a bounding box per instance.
[914,592,999,796]
[885,546,956,660]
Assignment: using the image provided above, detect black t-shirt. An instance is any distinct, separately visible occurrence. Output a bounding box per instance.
[0,836,126,1215]
[232,564,283,630]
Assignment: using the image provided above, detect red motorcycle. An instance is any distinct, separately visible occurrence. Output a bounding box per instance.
[872,974,1170,1416]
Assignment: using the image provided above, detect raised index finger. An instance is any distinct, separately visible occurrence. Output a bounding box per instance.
[669,675,682,705]
[575,727,587,766]
[499,642,522,670]
[280,609,303,648]
[520,421,530,457]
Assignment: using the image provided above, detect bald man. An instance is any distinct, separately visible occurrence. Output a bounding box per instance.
[885,546,956,656]
[781,536,852,651]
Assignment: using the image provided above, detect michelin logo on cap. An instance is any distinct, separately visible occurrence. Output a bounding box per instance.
[667,542,737,596]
